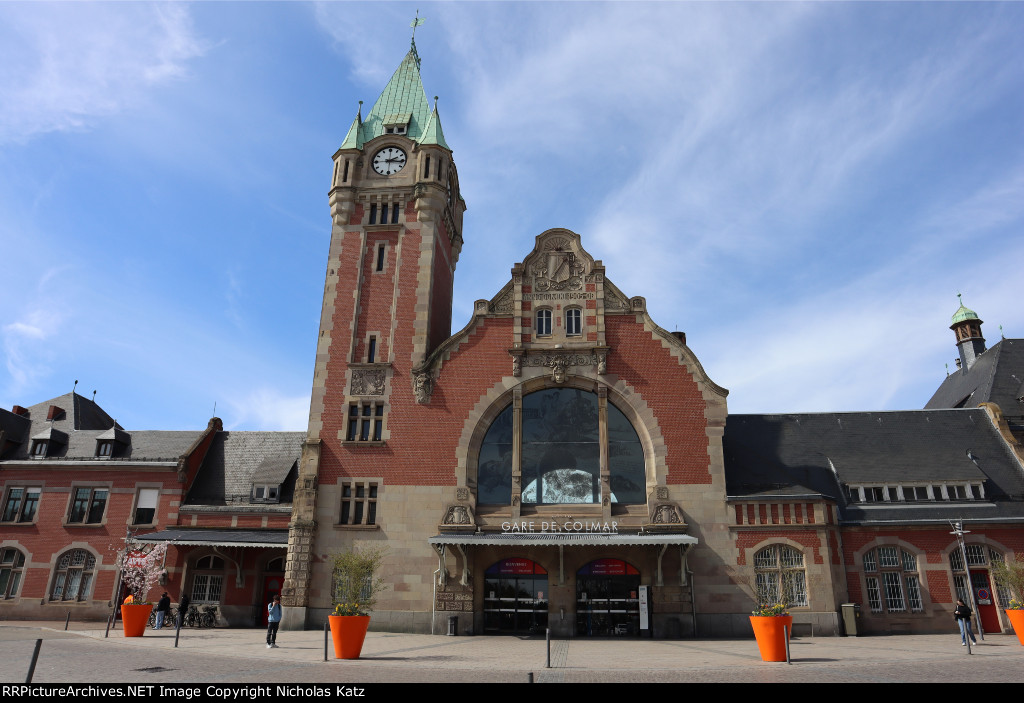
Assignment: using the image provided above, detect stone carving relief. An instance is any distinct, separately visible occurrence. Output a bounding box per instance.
[515,351,608,378]
[652,504,682,524]
[350,368,386,396]
[456,487,469,502]
[655,487,669,500]
[490,288,514,314]
[413,372,433,404]
[442,505,474,526]
[530,242,586,293]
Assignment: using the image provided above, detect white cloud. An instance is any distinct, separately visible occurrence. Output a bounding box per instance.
[222,387,311,432]
[0,3,206,145]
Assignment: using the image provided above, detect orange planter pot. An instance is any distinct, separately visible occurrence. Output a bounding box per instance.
[121,603,154,637]
[328,615,370,659]
[750,615,793,662]
[1006,609,1024,646]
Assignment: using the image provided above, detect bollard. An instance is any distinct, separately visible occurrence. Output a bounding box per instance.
[174,615,182,648]
[25,639,42,684]
[104,610,113,638]
[324,622,329,662]
[784,624,791,664]
[545,628,551,669]
[527,672,534,683]
[966,633,972,655]
[65,612,71,631]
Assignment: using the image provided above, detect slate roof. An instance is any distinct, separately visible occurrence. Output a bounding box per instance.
[134,527,289,547]
[724,408,1024,525]
[926,338,1024,418]
[186,431,303,506]
[0,393,201,462]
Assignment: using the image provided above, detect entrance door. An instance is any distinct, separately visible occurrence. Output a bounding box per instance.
[576,559,640,637]
[970,571,1001,634]
[261,575,282,627]
[483,558,549,635]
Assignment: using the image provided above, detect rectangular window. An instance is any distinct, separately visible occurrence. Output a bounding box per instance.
[367,336,377,363]
[565,308,582,336]
[339,481,379,526]
[906,575,923,612]
[68,488,108,524]
[424,155,431,178]
[133,488,159,525]
[375,244,386,272]
[32,441,48,457]
[191,574,224,603]
[883,572,905,612]
[97,441,113,457]
[965,544,987,566]
[953,574,969,602]
[866,577,882,613]
[862,550,877,572]
[342,160,349,183]
[346,403,385,443]
[2,488,24,522]
[391,203,400,224]
[878,546,899,568]
[369,203,377,224]
[381,204,389,223]
[536,309,552,336]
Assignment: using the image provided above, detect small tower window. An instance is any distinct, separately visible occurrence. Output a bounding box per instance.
[367,336,377,363]
[381,203,389,223]
[375,244,386,271]
[369,203,378,224]
[566,308,582,336]
[391,202,400,224]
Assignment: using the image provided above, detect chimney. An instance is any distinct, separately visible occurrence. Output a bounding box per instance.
[12,405,29,416]
[671,331,687,345]
[47,405,65,421]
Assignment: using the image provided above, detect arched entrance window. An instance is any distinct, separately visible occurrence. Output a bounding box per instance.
[576,558,641,636]
[190,555,225,604]
[50,549,96,602]
[477,388,646,506]
[483,558,548,634]
[754,545,808,607]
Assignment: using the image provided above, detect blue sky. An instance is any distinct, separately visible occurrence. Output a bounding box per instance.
[1,2,1022,431]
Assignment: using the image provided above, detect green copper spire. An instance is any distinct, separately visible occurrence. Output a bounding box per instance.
[360,45,432,143]
[951,293,981,325]
[339,101,364,150]
[418,96,450,149]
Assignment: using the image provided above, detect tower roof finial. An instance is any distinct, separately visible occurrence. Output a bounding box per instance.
[410,10,425,66]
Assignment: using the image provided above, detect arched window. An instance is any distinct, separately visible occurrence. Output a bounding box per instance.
[753,545,808,607]
[536,309,552,336]
[950,545,1010,608]
[863,546,922,613]
[50,549,96,602]
[477,388,646,506]
[565,308,582,336]
[190,555,225,603]
[266,556,286,572]
[0,547,26,599]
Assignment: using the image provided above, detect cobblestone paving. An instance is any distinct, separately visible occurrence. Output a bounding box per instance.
[2,623,1022,684]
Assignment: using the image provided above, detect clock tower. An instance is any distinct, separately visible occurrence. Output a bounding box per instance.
[281,39,465,626]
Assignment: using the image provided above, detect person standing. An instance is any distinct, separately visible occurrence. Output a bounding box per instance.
[954,598,978,646]
[178,592,190,629]
[266,594,282,648]
[155,592,171,630]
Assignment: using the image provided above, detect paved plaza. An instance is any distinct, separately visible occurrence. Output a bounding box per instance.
[1,620,1022,684]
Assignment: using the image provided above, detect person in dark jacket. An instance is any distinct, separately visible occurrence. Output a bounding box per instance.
[178,592,190,629]
[954,598,977,645]
[155,592,171,630]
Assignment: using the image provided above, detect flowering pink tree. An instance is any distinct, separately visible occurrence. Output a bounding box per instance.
[117,542,168,603]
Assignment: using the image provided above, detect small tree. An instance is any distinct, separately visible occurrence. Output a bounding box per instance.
[992,558,1024,609]
[117,542,167,603]
[331,547,389,616]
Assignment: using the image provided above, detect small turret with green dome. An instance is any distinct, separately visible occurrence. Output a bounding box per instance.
[949,294,986,371]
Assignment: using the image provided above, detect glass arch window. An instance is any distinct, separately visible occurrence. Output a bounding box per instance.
[477,388,646,505]
[754,545,808,607]
[0,547,26,599]
[50,549,96,602]
[863,546,923,613]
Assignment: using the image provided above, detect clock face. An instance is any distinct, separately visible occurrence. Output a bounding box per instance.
[372,147,407,176]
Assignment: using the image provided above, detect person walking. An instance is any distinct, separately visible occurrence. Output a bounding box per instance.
[267,594,282,648]
[155,592,171,630]
[954,598,977,646]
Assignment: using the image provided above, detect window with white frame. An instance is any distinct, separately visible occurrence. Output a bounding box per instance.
[2,487,40,523]
[130,488,158,525]
[50,549,96,602]
[252,484,280,503]
[190,555,225,603]
[0,547,26,598]
[848,482,984,503]
[565,308,582,336]
[536,309,552,336]
[862,546,923,613]
[753,545,808,607]
[950,545,1008,607]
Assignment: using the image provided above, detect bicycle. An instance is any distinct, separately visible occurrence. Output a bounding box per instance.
[182,605,201,628]
[199,605,217,628]
[147,607,177,629]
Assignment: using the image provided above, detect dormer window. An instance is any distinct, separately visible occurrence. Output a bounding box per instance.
[31,440,48,458]
[253,484,280,503]
[384,125,407,135]
[97,441,113,458]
